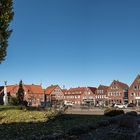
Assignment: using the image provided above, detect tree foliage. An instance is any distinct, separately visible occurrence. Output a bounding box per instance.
[0,0,14,63]
[16,80,24,104]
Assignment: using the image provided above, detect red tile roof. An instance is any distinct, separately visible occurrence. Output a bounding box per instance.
[45,85,58,95]
[98,85,109,91]
[64,87,86,95]
[64,87,97,95]
[62,89,68,93]
[69,87,86,92]
[6,85,18,93]
[0,84,44,94]
[24,85,44,94]
[88,87,97,94]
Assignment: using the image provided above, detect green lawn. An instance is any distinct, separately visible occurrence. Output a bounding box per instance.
[0,106,48,124]
[0,105,107,139]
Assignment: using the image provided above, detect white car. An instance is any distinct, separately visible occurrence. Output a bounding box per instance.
[114,103,127,109]
[64,101,73,106]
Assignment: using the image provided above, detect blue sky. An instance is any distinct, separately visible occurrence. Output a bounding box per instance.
[0,0,140,88]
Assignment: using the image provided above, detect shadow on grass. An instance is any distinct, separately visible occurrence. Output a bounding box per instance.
[0,106,21,111]
[0,114,106,139]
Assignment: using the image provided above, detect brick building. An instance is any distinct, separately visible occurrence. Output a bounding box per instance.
[107,80,129,105]
[95,85,109,106]
[45,85,64,107]
[0,84,44,106]
[63,87,96,105]
[129,75,140,105]
[24,85,44,106]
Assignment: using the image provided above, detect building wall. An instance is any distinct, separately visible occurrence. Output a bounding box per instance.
[107,81,127,105]
[25,93,44,106]
[6,85,44,106]
[95,86,108,106]
[64,88,95,105]
[64,93,81,104]
[45,86,64,106]
[129,75,140,105]
[81,88,95,105]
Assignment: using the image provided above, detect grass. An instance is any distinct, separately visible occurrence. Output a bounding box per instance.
[0,105,107,139]
[0,105,48,124]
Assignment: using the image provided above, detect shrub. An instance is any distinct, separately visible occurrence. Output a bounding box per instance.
[22,100,28,107]
[9,97,19,106]
[104,108,124,117]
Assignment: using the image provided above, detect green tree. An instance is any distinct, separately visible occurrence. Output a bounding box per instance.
[16,80,24,104]
[0,0,14,63]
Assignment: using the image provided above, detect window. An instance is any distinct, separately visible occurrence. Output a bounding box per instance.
[131,93,135,96]
[134,86,137,90]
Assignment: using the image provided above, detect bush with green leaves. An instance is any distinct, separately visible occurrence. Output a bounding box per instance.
[9,97,19,106]
[104,108,124,117]
[9,97,28,107]
[0,0,14,63]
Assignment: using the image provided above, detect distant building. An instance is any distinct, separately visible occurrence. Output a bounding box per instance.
[63,87,96,105]
[107,80,129,105]
[24,84,44,106]
[129,75,140,105]
[0,84,44,106]
[95,85,109,106]
[45,85,64,107]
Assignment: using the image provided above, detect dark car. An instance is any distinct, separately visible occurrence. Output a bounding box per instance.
[127,103,136,107]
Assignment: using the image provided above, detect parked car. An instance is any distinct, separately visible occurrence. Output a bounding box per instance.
[114,103,127,109]
[64,101,73,107]
[127,103,136,107]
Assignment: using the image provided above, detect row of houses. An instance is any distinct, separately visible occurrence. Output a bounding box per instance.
[0,75,140,107]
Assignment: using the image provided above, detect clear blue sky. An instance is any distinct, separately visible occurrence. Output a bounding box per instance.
[0,0,140,88]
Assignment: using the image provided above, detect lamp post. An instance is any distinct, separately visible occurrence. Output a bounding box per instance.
[3,81,8,105]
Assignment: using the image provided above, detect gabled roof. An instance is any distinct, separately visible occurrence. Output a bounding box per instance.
[98,85,109,91]
[62,89,67,93]
[24,85,44,94]
[69,87,86,92]
[64,87,87,95]
[65,87,97,95]
[130,74,140,88]
[45,85,58,95]
[5,85,18,93]
[112,80,129,90]
[88,87,97,94]
[0,84,44,94]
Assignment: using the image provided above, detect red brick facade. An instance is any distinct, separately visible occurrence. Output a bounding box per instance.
[23,85,44,106]
[63,87,96,105]
[129,75,140,105]
[45,85,64,106]
[95,85,109,106]
[107,80,129,105]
